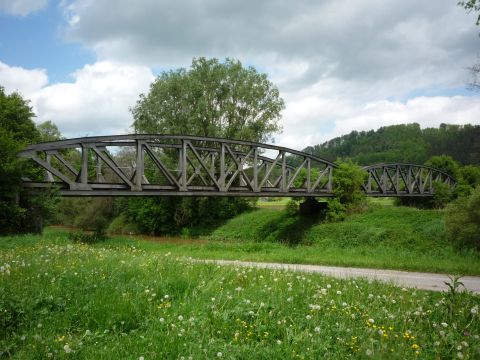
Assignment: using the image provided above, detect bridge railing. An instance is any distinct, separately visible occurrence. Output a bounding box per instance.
[18,134,337,197]
[362,163,456,196]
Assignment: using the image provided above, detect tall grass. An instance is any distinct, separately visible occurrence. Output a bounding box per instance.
[1,233,479,358]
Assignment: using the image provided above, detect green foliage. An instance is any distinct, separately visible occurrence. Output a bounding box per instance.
[431,181,453,208]
[54,198,117,236]
[107,214,140,235]
[455,165,480,197]
[326,159,366,220]
[444,275,465,318]
[210,208,285,242]
[394,196,433,209]
[125,197,251,236]
[285,200,298,216]
[132,57,284,142]
[306,123,480,165]
[68,230,107,244]
[445,186,480,250]
[73,198,116,232]
[459,0,480,25]
[1,233,479,358]
[205,206,480,274]
[331,159,367,205]
[326,198,347,222]
[36,120,63,142]
[458,165,480,187]
[425,155,460,178]
[292,167,320,188]
[0,87,56,235]
[396,156,462,209]
[128,57,284,234]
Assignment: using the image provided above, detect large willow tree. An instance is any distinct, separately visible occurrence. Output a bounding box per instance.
[126,58,285,235]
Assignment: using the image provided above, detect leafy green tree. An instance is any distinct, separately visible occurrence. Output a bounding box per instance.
[307,123,480,165]
[458,165,480,188]
[423,155,458,206]
[445,186,480,250]
[327,159,367,221]
[37,120,63,142]
[331,159,367,206]
[424,155,459,178]
[125,58,285,235]
[132,57,284,142]
[0,87,55,234]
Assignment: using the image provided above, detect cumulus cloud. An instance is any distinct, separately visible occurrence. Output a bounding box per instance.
[0,61,154,137]
[0,0,48,16]
[0,61,48,97]
[62,0,479,95]
[277,95,480,149]
[2,0,480,150]
[32,61,155,136]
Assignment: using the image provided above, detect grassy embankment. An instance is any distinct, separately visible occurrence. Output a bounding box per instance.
[102,204,480,275]
[1,232,479,359]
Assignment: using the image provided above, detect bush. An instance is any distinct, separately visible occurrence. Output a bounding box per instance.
[285,200,299,216]
[432,181,453,208]
[107,214,140,235]
[445,186,480,250]
[326,159,367,221]
[124,197,251,236]
[326,198,347,222]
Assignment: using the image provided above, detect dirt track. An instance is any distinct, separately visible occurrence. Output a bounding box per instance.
[199,259,480,294]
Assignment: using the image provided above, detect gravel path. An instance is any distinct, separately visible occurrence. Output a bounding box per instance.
[199,259,480,294]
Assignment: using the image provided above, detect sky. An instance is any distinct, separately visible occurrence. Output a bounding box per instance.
[0,0,479,150]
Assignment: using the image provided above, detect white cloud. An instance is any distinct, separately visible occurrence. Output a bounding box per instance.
[3,0,480,152]
[31,61,155,136]
[0,61,48,97]
[277,95,480,150]
[61,0,479,95]
[0,61,154,137]
[0,0,48,16]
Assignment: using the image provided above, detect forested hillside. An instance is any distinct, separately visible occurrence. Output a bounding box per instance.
[305,123,480,165]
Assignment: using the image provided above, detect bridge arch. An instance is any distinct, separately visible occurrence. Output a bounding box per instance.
[18,135,457,197]
[18,134,337,197]
[362,163,456,197]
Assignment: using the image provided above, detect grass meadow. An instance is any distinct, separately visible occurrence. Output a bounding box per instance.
[1,232,479,359]
[188,206,478,275]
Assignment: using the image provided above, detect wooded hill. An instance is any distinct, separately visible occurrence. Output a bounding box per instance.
[304,123,480,165]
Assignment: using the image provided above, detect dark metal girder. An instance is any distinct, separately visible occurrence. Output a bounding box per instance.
[362,163,456,197]
[19,135,456,198]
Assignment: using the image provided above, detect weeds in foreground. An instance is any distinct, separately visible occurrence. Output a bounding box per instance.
[0,235,479,359]
[68,230,107,244]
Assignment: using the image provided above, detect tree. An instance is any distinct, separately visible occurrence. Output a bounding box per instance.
[459,0,480,25]
[37,120,63,142]
[132,57,284,142]
[0,87,55,234]
[424,155,459,178]
[459,0,480,91]
[125,58,285,235]
[445,186,480,250]
[327,159,367,221]
[307,123,480,165]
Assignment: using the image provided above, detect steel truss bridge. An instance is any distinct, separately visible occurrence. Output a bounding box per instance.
[18,135,456,197]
